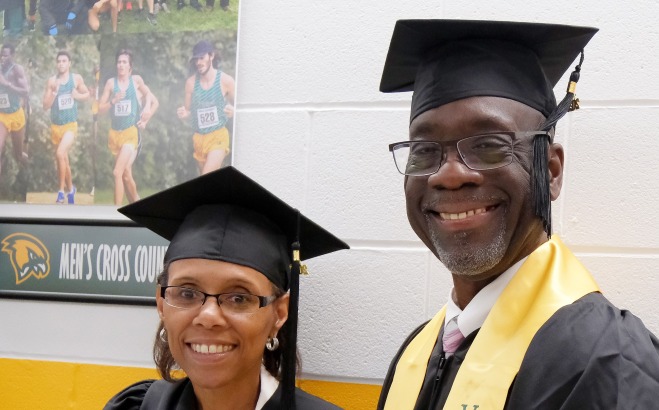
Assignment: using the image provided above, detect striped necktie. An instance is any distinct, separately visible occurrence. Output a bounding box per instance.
[442,318,465,356]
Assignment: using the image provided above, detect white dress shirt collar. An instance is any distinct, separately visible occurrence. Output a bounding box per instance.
[255,365,280,409]
[444,257,528,337]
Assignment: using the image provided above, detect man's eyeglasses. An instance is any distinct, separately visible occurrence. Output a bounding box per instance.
[160,285,277,315]
[389,131,550,176]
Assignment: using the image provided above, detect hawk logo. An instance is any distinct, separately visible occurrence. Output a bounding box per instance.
[1,233,50,284]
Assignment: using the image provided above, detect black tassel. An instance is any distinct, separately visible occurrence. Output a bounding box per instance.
[281,212,301,409]
[533,50,586,238]
[531,135,552,238]
[540,51,585,131]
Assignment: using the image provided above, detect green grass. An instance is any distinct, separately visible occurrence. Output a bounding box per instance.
[13,0,240,37]
[97,1,240,34]
[90,187,162,205]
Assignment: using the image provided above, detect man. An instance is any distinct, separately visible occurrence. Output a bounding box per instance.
[1,0,25,37]
[177,40,235,175]
[0,44,29,181]
[99,49,158,206]
[88,0,119,33]
[42,51,89,204]
[38,0,90,35]
[377,20,659,409]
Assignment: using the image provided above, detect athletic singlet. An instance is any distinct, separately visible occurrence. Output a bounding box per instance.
[0,64,21,114]
[51,73,78,125]
[190,70,227,134]
[110,76,139,131]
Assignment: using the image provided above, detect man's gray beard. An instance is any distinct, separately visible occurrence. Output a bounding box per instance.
[429,226,507,277]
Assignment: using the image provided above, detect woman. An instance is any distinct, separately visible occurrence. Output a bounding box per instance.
[104,166,348,409]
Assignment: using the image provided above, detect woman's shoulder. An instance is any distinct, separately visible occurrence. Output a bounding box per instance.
[103,378,195,410]
[293,387,343,410]
[103,379,156,410]
[262,385,343,410]
[295,388,341,410]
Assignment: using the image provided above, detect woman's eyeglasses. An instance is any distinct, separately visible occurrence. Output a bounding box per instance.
[160,285,277,315]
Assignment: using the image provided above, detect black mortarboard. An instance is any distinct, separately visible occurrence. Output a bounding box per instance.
[119,166,348,409]
[380,19,598,123]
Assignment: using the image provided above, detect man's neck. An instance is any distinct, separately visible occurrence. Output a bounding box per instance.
[449,228,551,309]
[451,274,499,310]
[57,71,69,81]
[200,67,217,82]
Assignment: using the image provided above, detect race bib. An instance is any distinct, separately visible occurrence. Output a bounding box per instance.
[58,93,74,110]
[114,99,131,117]
[0,93,9,109]
[197,106,220,129]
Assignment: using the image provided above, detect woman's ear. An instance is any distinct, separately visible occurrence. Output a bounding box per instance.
[272,293,290,334]
[548,143,564,201]
[156,285,165,320]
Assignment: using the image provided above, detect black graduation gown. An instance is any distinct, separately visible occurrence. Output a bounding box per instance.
[104,377,342,410]
[378,293,659,409]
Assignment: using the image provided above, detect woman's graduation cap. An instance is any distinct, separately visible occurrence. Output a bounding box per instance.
[119,166,349,409]
[380,19,598,236]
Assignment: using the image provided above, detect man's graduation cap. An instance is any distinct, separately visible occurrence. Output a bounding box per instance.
[119,166,349,409]
[380,19,598,236]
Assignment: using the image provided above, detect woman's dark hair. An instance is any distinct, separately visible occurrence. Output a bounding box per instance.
[153,263,298,381]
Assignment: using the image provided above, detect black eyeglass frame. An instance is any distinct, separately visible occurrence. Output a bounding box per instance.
[388,131,551,176]
[160,285,277,311]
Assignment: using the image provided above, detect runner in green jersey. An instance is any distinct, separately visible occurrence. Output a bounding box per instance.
[0,44,29,182]
[42,51,90,204]
[177,40,235,175]
[99,49,159,206]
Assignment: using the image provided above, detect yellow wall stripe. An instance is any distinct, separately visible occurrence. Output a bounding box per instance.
[0,358,381,409]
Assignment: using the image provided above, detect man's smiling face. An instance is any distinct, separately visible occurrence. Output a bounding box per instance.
[404,96,553,282]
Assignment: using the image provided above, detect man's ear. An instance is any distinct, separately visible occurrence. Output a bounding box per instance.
[548,143,564,201]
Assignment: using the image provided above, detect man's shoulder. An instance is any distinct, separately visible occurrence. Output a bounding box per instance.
[510,293,659,407]
[521,292,659,380]
[8,63,25,77]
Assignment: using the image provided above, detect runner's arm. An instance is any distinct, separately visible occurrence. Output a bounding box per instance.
[177,75,194,120]
[42,77,58,110]
[98,78,115,114]
[73,74,90,101]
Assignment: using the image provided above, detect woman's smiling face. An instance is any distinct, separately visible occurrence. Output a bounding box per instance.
[157,258,288,391]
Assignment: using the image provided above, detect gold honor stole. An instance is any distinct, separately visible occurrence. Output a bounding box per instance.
[384,236,600,410]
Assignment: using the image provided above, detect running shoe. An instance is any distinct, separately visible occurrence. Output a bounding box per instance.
[146,12,157,25]
[56,191,65,204]
[161,3,170,12]
[67,186,76,204]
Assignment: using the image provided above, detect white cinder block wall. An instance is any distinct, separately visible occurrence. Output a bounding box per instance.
[2,0,658,387]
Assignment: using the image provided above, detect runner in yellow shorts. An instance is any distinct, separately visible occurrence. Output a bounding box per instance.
[0,44,30,182]
[43,50,89,204]
[50,122,78,146]
[177,40,235,175]
[192,127,230,163]
[108,125,138,156]
[0,106,25,132]
[99,49,158,206]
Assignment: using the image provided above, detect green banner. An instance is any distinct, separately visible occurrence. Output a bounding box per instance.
[0,219,169,305]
